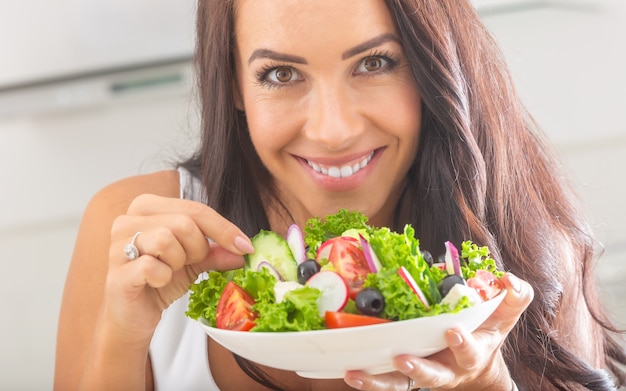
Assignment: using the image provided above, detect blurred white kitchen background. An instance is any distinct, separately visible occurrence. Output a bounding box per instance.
[0,0,625,389]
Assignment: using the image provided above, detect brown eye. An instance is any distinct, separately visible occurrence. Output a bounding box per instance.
[260,65,302,87]
[355,55,394,75]
[363,57,383,72]
[274,67,293,82]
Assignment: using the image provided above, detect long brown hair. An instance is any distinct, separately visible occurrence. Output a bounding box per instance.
[184,0,626,389]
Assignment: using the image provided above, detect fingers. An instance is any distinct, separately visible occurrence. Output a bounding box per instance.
[483,272,534,332]
[107,195,251,302]
[346,273,533,390]
[126,194,254,255]
[111,215,210,268]
[344,371,415,391]
[111,194,256,270]
[118,255,175,289]
[431,273,533,384]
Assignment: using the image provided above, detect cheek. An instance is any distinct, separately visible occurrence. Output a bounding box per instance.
[245,100,300,159]
[375,86,422,150]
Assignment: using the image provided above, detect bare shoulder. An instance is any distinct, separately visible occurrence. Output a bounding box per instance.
[74,169,181,254]
[75,169,182,253]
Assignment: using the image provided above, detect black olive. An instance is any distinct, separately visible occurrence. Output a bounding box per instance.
[438,274,466,298]
[355,288,385,316]
[297,259,321,284]
[421,250,434,266]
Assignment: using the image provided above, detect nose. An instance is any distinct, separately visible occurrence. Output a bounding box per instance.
[303,81,365,151]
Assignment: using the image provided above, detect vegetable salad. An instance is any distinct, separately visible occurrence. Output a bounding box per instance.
[186,210,504,332]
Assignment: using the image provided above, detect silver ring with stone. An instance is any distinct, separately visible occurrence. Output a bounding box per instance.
[123,232,142,261]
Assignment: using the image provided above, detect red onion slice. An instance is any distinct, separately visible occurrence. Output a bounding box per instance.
[444,241,462,276]
[286,224,307,265]
[359,234,382,273]
[256,260,284,281]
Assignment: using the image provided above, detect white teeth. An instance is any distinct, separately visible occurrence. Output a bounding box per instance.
[328,167,341,178]
[307,152,374,178]
[340,165,353,177]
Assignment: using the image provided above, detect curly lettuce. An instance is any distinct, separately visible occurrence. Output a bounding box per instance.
[252,286,324,332]
[304,209,370,259]
[186,271,232,324]
[366,224,441,305]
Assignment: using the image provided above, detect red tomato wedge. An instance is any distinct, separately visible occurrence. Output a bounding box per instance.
[328,237,372,299]
[215,281,258,331]
[325,311,392,329]
[466,270,504,301]
[315,236,359,263]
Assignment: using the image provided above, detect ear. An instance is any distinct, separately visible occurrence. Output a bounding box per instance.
[231,77,245,111]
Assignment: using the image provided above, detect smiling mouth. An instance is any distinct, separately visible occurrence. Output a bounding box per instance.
[306,151,374,178]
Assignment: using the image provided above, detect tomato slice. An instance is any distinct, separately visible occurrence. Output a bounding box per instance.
[328,237,371,299]
[325,311,391,329]
[215,281,258,331]
[466,270,504,301]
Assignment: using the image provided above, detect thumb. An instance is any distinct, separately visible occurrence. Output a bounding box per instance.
[192,242,247,273]
[489,273,534,331]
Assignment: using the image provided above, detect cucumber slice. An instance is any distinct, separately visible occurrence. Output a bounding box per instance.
[244,230,298,282]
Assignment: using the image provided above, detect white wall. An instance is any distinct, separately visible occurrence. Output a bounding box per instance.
[0,90,200,389]
[480,1,626,310]
[0,1,625,390]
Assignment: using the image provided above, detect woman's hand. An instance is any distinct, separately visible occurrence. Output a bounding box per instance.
[102,193,251,340]
[344,273,533,391]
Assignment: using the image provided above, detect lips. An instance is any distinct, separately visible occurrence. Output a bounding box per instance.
[306,151,374,179]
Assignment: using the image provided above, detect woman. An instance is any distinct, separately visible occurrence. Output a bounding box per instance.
[54,0,625,390]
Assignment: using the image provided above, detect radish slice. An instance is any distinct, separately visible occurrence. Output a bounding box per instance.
[286,224,307,265]
[306,271,349,316]
[257,260,284,281]
[315,239,334,263]
[398,266,430,309]
[444,241,462,276]
[359,234,382,273]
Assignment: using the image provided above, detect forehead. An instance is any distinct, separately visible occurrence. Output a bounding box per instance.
[234,0,397,56]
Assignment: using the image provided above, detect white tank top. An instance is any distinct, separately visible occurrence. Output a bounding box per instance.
[149,167,220,390]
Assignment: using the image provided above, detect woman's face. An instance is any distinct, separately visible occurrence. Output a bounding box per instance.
[234,0,422,228]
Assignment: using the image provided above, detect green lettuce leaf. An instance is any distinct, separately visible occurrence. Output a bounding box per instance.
[367,225,442,305]
[235,267,278,302]
[460,240,503,278]
[252,286,324,332]
[186,271,233,325]
[304,209,370,259]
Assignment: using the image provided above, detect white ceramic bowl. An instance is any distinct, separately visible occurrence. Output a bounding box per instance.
[198,290,506,379]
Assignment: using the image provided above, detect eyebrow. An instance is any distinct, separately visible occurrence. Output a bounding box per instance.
[341,33,400,60]
[248,49,307,65]
[247,33,400,65]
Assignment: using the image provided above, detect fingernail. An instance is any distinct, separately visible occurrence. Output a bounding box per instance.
[345,378,363,389]
[234,235,255,254]
[508,273,521,293]
[397,360,415,373]
[448,329,463,347]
